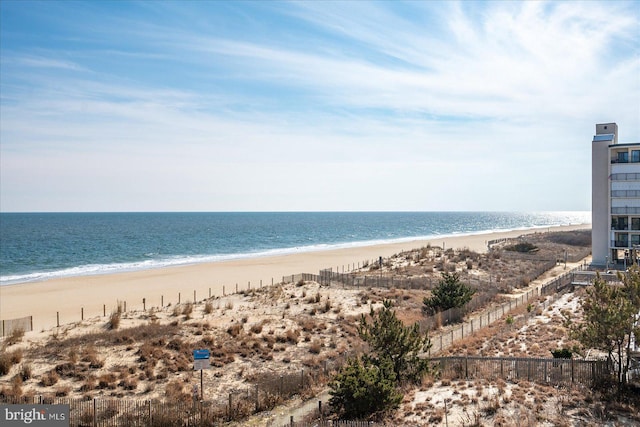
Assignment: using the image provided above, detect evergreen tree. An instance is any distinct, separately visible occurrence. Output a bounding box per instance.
[329,300,431,419]
[329,356,402,419]
[423,272,476,314]
[358,300,431,384]
[567,266,640,389]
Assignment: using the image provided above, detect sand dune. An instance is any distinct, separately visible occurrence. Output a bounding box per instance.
[0,224,589,332]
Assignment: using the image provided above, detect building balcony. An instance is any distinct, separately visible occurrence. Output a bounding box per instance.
[611,190,640,198]
[612,240,630,248]
[612,207,640,215]
[611,173,640,181]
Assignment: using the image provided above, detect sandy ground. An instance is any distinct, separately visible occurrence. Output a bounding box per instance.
[0,224,589,332]
[5,227,638,426]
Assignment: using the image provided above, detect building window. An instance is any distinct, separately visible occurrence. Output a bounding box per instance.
[615,233,629,247]
[618,151,629,163]
[632,150,640,163]
[612,217,628,230]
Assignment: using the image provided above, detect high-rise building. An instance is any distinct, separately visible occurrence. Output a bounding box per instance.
[592,123,640,267]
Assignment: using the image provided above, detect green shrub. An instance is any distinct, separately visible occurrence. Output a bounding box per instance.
[423,272,476,314]
[329,356,402,419]
[504,242,538,253]
[359,300,431,384]
[551,348,573,359]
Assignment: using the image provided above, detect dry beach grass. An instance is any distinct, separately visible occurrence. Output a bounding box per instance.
[4,226,638,425]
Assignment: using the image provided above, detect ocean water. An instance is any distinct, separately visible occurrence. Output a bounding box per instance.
[0,211,590,285]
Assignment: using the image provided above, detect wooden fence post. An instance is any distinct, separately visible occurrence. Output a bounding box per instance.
[465,357,468,379]
[255,385,259,411]
[571,359,575,383]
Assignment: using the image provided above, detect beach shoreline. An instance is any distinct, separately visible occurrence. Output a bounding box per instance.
[0,224,590,332]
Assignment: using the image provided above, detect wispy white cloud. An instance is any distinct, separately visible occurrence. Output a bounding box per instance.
[0,0,638,212]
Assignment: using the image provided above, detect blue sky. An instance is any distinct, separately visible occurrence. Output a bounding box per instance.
[1,1,638,212]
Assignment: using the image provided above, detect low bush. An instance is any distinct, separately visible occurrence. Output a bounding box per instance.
[182,302,193,317]
[108,311,121,330]
[40,370,59,387]
[309,339,323,354]
[204,301,214,314]
[6,328,25,346]
[504,242,538,253]
[0,352,14,376]
[250,323,263,334]
[19,364,32,381]
[227,324,242,337]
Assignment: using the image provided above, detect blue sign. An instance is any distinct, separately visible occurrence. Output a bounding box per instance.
[193,349,210,360]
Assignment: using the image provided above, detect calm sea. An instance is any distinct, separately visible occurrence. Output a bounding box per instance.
[0,212,590,285]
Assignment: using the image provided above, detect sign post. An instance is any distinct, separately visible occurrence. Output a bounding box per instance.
[193,349,210,401]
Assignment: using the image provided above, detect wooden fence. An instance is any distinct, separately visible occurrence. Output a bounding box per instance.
[0,397,214,427]
[317,259,559,294]
[0,365,333,427]
[432,356,612,387]
[285,265,583,358]
[0,316,32,337]
[283,421,387,427]
[424,266,580,355]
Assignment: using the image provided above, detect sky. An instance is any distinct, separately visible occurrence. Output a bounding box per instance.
[1,1,639,213]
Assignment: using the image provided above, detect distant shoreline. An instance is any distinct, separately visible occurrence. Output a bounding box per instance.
[0,222,591,287]
[0,224,590,332]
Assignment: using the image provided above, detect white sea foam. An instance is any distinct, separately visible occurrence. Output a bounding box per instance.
[0,220,589,286]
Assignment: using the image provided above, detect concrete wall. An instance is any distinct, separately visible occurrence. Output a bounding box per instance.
[592,132,612,265]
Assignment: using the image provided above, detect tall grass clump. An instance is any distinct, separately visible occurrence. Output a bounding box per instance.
[108,301,124,330]
[204,301,214,314]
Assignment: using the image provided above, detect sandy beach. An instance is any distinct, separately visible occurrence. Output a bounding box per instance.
[0,224,589,332]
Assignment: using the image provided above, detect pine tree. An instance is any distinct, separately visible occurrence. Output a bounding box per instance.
[423,271,476,314]
[329,300,431,419]
[358,300,431,384]
[329,356,402,419]
[567,266,640,389]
